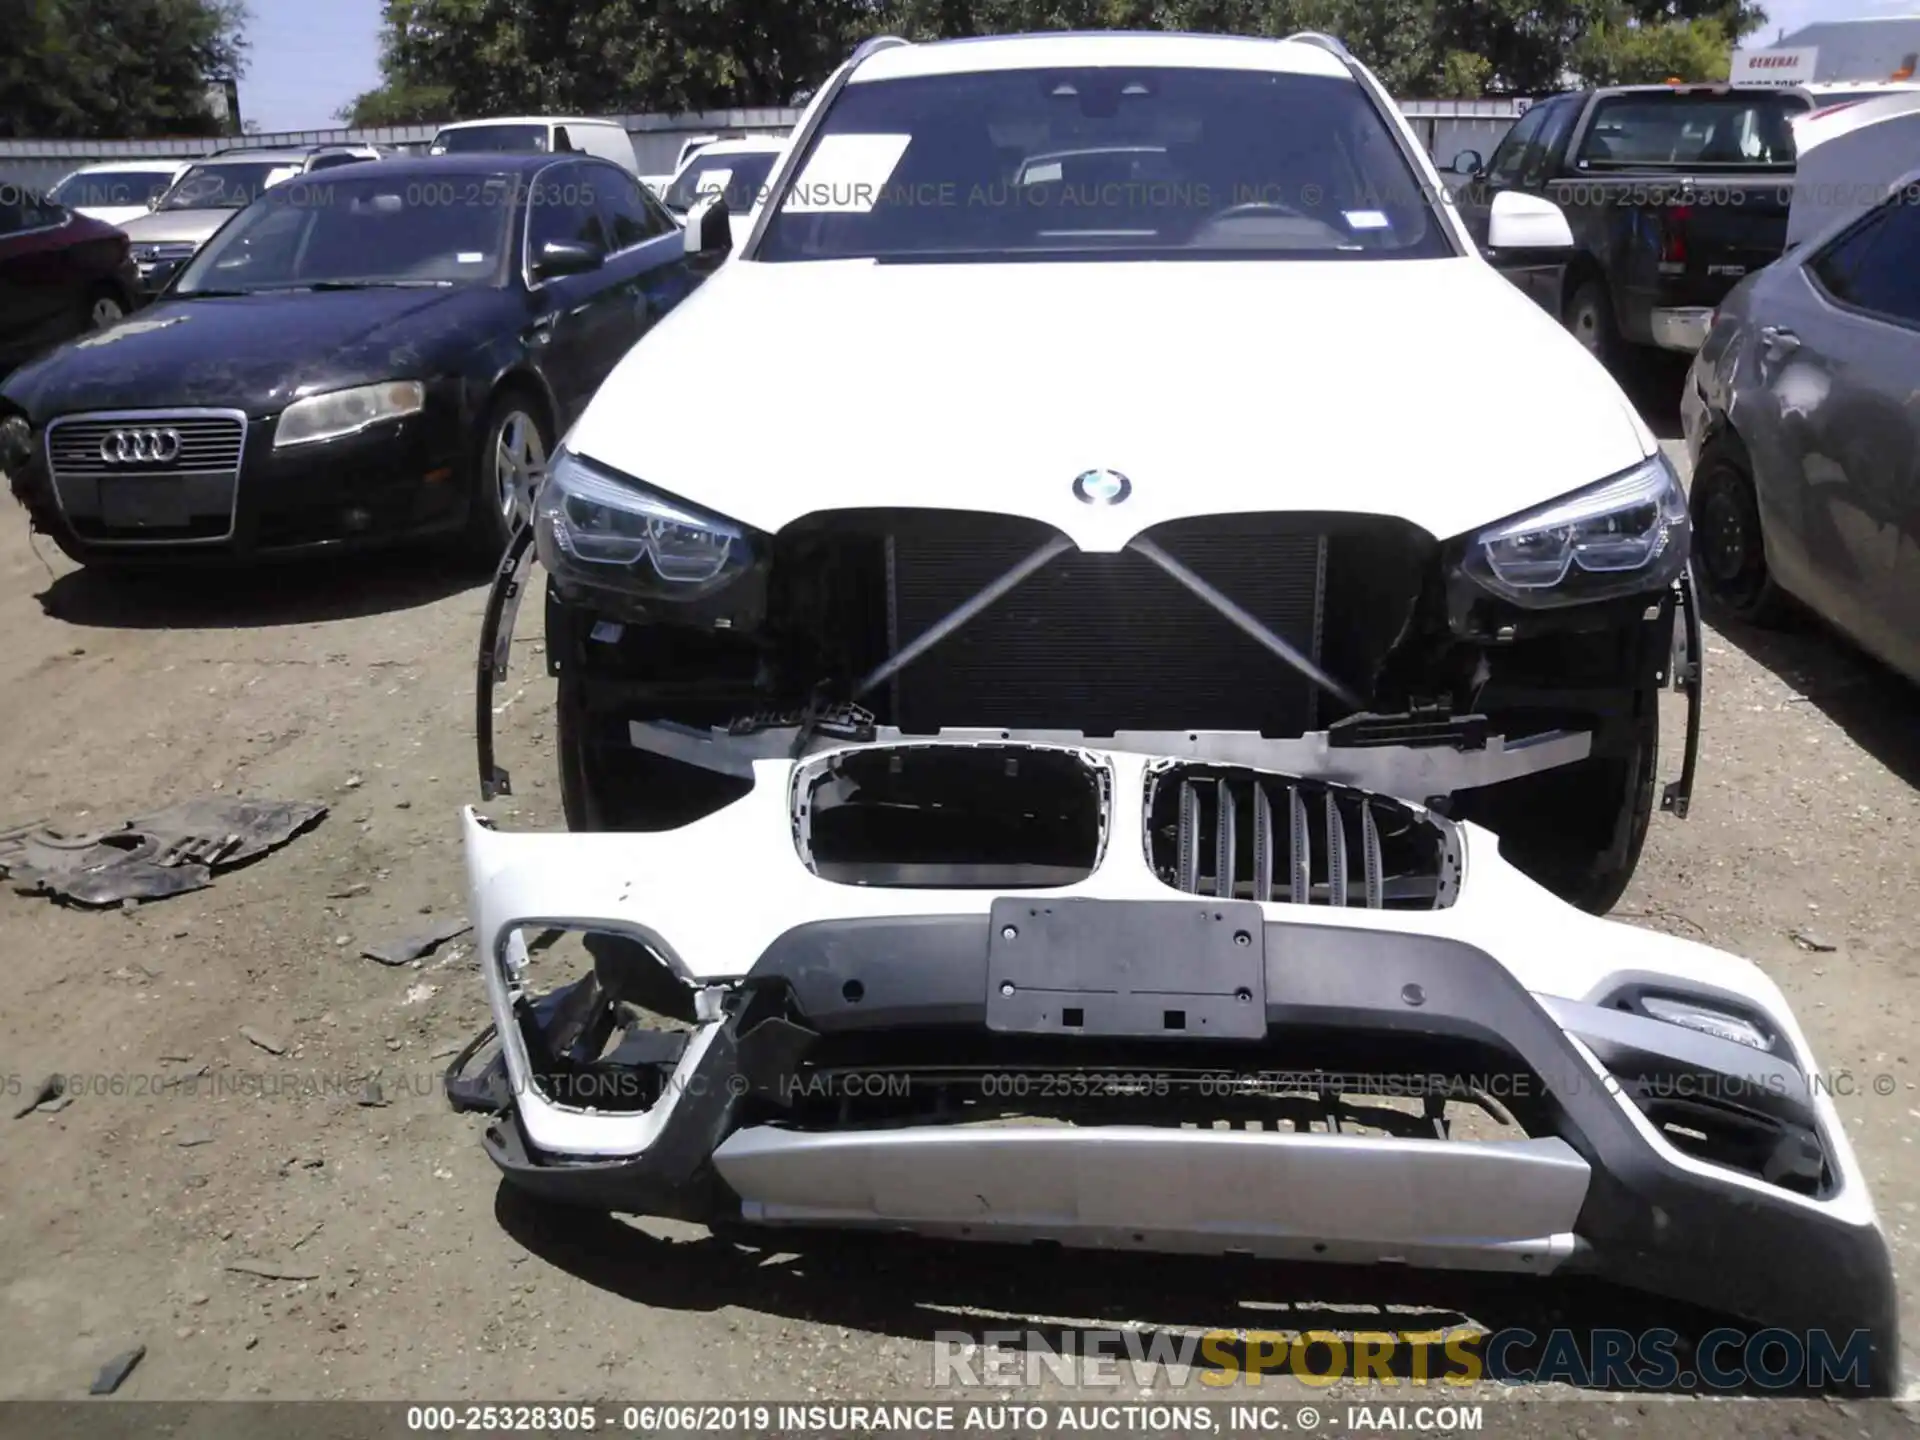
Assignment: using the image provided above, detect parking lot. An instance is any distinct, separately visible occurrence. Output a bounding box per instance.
[0,359,1914,1409]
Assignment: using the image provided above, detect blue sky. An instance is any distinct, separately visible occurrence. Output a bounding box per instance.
[232,0,1879,133]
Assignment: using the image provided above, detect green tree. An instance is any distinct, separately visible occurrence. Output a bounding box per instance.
[338,0,1771,124]
[0,0,248,138]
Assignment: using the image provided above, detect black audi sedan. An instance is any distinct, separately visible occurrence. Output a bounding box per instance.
[0,153,697,567]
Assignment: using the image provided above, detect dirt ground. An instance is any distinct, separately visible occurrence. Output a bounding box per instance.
[0,377,1916,1417]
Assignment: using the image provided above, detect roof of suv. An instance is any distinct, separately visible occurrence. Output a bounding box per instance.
[848,31,1352,82]
[435,116,620,129]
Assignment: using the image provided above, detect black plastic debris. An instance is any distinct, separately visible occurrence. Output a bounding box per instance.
[361,916,471,967]
[0,799,327,908]
[12,1073,64,1120]
[89,1344,146,1395]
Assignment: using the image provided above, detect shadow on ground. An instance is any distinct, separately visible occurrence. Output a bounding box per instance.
[31,544,488,630]
[496,1188,1865,1398]
[1706,601,1920,791]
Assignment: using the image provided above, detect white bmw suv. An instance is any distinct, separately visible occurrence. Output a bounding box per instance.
[456,34,1895,1385]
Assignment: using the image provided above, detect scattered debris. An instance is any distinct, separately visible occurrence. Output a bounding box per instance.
[0,798,327,908]
[13,1074,64,1120]
[342,775,364,791]
[403,982,438,1006]
[290,1221,325,1251]
[38,1094,73,1115]
[361,917,471,968]
[1790,929,1838,953]
[356,1080,388,1108]
[239,1026,287,1056]
[244,1335,260,1351]
[175,1127,215,1148]
[158,1053,193,1064]
[226,1259,321,1282]
[89,1345,146,1394]
[327,883,371,900]
[429,1042,464,1060]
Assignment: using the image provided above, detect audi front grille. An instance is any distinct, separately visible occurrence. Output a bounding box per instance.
[45,409,248,545]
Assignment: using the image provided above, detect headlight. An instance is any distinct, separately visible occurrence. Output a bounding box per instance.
[274,381,425,448]
[535,448,752,599]
[1638,993,1772,1052]
[1460,455,1690,607]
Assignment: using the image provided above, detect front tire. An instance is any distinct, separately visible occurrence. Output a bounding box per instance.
[83,287,126,335]
[1454,698,1659,916]
[1690,439,1791,626]
[466,392,551,564]
[1563,277,1622,369]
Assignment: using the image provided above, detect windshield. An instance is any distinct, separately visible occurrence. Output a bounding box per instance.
[755,68,1450,263]
[50,170,178,210]
[434,124,549,154]
[664,150,780,214]
[174,170,516,295]
[1576,93,1807,167]
[159,162,302,211]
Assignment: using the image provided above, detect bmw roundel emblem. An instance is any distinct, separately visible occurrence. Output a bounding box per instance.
[1072,469,1132,505]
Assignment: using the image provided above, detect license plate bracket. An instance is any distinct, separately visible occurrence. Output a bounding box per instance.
[99,477,193,529]
[985,897,1267,1040]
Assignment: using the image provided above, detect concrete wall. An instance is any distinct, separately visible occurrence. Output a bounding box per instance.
[0,102,1522,194]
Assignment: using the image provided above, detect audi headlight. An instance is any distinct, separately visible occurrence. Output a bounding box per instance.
[1460,455,1690,607]
[274,381,425,448]
[535,448,752,599]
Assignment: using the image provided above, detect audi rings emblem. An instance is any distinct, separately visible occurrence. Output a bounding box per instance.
[100,427,183,464]
[1072,468,1132,505]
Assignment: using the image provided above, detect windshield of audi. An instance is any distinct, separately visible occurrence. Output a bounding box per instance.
[752,67,1450,261]
[172,171,516,295]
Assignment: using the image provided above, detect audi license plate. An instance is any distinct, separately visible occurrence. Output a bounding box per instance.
[99,478,193,529]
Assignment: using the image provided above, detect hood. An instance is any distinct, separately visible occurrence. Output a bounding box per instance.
[1,286,497,419]
[117,209,236,247]
[72,206,149,228]
[565,256,1652,548]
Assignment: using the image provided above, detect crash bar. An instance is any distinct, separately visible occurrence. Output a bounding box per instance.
[853,536,1074,698]
[1127,536,1366,712]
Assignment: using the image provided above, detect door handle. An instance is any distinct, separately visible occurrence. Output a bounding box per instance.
[1759,325,1801,357]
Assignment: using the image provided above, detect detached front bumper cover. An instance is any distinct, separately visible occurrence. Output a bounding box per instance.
[446,740,1894,1395]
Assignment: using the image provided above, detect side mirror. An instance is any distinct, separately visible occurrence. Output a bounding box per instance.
[684,194,733,260]
[531,237,604,280]
[1486,189,1575,252]
[1449,149,1483,176]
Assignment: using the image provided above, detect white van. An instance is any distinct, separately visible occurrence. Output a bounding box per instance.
[428,117,639,176]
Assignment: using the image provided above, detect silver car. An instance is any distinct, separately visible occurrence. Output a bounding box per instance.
[1682,166,1920,684]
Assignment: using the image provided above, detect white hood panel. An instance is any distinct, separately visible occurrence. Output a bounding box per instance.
[567,255,1652,548]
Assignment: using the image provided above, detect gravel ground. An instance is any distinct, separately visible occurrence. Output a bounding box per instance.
[0,372,1915,1425]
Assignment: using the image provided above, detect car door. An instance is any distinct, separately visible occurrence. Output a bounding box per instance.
[1505,96,1582,309]
[1748,193,1920,676]
[522,159,625,425]
[596,164,699,350]
[1457,103,1546,246]
[0,194,84,368]
[1456,101,1577,310]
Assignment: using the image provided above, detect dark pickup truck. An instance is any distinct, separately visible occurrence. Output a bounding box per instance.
[1450,84,1812,365]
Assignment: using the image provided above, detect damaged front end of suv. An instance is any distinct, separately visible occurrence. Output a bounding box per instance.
[448,31,1896,1392]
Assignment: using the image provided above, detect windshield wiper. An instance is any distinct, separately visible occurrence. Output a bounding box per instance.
[304,279,453,290]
